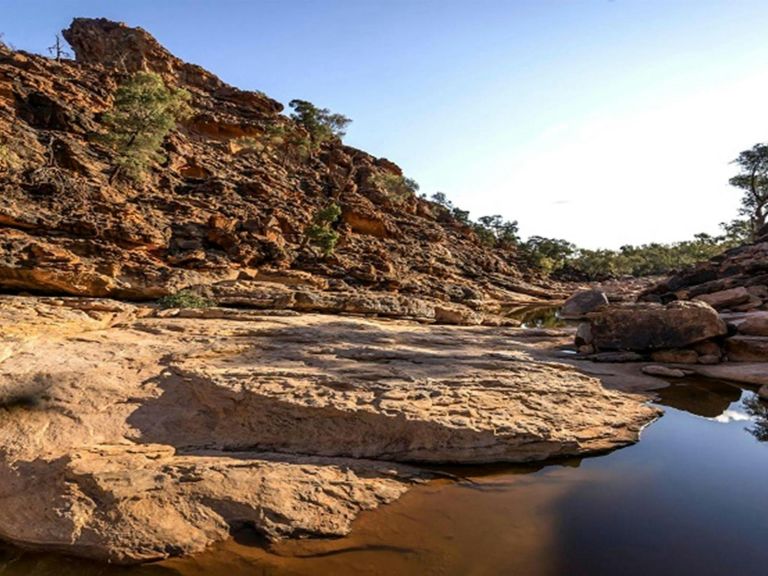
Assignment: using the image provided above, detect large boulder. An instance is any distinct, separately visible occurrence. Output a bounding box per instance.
[587,301,727,351]
[560,289,609,319]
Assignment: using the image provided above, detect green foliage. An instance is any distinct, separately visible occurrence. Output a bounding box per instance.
[0,142,22,173]
[306,203,342,257]
[720,218,752,244]
[475,215,521,247]
[371,172,419,202]
[98,72,191,183]
[235,124,312,163]
[430,192,471,224]
[730,143,768,240]
[157,290,212,309]
[289,99,351,147]
[520,236,576,274]
[546,233,739,281]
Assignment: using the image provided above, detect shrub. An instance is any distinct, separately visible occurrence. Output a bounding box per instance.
[234,124,312,165]
[289,99,351,147]
[157,291,212,309]
[370,172,419,202]
[98,71,191,183]
[306,203,342,257]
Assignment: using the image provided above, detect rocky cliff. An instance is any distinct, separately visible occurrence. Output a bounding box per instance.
[0,18,556,324]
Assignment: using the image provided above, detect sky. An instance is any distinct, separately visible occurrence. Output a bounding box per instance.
[3,0,768,248]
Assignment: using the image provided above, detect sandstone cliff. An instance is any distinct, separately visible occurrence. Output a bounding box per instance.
[0,18,556,323]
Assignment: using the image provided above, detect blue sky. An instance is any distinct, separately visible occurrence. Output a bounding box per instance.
[3,0,768,248]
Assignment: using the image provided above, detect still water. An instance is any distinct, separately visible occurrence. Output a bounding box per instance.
[2,379,767,576]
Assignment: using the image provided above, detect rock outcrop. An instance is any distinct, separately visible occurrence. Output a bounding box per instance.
[642,232,768,313]
[0,18,558,323]
[0,296,658,563]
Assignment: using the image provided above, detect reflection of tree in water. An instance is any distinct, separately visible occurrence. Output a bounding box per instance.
[743,395,768,442]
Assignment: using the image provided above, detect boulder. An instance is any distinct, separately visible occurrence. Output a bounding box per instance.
[738,312,768,336]
[561,290,609,319]
[725,336,768,362]
[575,322,593,346]
[693,287,751,310]
[641,365,689,378]
[587,301,727,352]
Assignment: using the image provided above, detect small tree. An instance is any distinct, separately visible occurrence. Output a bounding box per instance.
[47,34,71,62]
[730,143,768,240]
[98,72,191,183]
[289,99,351,147]
[305,203,342,256]
[476,215,520,246]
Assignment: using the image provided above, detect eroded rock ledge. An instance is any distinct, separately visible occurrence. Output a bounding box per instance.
[0,296,658,564]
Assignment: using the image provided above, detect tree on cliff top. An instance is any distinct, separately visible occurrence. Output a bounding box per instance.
[98,71,191,183]
[289,99,351,147]
[730,143,768,240]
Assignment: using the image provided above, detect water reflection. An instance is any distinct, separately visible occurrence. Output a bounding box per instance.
[743,395,768,441]
[654,378,742,418]
[503,305,566,328]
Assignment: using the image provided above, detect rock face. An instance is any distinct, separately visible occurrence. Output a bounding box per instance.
[560,289,609,319]
[0,18,558,323]
[583,301,727,352]
[0,296,658,563]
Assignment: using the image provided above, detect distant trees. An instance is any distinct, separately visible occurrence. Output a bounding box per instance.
[424,187,742,280]
[97,72,191,183]
[289,99,351,147]
[519,236,575,274]
[730,143,768,240]
[548,233,740,281]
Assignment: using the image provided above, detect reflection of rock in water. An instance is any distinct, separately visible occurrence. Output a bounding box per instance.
[503,305,566,328]
[743,395,768,442]
[654,379,742,418]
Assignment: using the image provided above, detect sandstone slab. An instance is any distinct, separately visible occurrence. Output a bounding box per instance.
[0,297,658,564]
